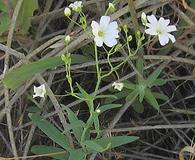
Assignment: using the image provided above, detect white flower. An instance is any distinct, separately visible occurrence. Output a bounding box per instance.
[64,7,71,17]
[141,12,147,25]
[33,84,46,98]
[112,82,124,91]
[145,14,177,46]
[64,35,70,44]
[91,16,119,47]
[69,1,82,12]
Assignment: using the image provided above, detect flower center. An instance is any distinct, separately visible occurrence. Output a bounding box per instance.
[98,30,105,37]
[156,29,162,35]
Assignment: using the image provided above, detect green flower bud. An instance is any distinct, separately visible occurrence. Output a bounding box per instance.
[123,24,128,33]
[64,35,70,45]
[127,35,132,41]
[108,3,116,13]
[141,12,147,26]
[114,44,122,52]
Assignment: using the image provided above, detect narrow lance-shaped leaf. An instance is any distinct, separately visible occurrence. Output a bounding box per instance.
[16,0,38,32]
[29,113,71,151]
[146,68,162,87]
[84,136,139,152]
[93,113,100,137]
[132,99,144,113]
[3,54,91,90]
[62,104,84,142]
[31,145,68,160]
[68,149,86,160]
[152,92,169,101]
[98,104,122,113]
[144,89,160,111]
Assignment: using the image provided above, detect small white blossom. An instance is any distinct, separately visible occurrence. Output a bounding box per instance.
[145,14,177,46]
[64,35,70,44]
[91,16,119,47]
[33,84,46,98]
[112,82,124,91]
[141,12,147,25]
[64,7,71,17]
[69,1,82,12]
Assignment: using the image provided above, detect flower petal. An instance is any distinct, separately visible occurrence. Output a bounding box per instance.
[91,21,100,36]
[104,35,117,47]
[158,34,169,46]
[166,25,177,32]
[145,28,157,35]
[100,16,110,29]
[147,15,157,24]
[94,36,103,47]
[108,21,118,29]
[166,33,176,43]
[106,22,119,38]
[159,17,170,26]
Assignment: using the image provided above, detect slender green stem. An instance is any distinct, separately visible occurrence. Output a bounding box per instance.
[81,100,94,143]
[67,16,83,28]
[93,44,101,96]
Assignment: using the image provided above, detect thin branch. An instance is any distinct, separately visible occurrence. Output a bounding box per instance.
[3,0,24,159]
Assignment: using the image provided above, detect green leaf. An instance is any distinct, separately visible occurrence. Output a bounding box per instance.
[76,83,93,100]
[26,106,42,113]
[83,140,107,152]
[93,113,100,136]
[152,79,167,86]
[0,14,10,34]
[62,105,84,142]
[137,84,146,103]
[132,99,144,113]
[69,149,86,160]
[14,0,38,33]
[98,104,122,113]
[136,58,144,84]
[95,94,117,100]
[152,92,169,101]
[3,54,91,90]
[123,81,136,90]
[84,136,139,152]
[104,89,129,104]
[31,145,68,160]
[146,68,162,87]
[0,1,9,13]
[144,89,160,110]
[29,113,71,151]
[125,89,139,102]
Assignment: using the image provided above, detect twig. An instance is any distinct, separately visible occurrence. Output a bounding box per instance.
[0,43,25,59]
[93,123,195,133]
[3,0,24,159]
[0,150,66,160]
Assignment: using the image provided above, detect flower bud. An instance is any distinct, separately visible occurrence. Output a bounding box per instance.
[127,35,132,41]
[64,7,71,17]
[141,12,147,26]
[64,35,70,45]
[108,3,116,13]
[69,1,82,13]
[114,44,122,52]
[122,24,128,33]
